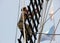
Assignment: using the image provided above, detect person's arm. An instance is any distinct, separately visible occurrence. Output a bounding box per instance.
[22,7,39,19]
[28,9,38,18]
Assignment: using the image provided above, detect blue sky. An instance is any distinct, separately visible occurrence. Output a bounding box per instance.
[0,0,60,43]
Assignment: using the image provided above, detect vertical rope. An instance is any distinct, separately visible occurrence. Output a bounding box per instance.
[22,0,26,43]
[22,11,26,43]
[37,0,46,43]
[15,0,20,43]
[45,0,53,21]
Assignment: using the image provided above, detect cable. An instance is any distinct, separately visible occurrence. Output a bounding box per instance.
[45,0,53,21]
[36,33,60,35]
[49,3,55,43]
[30,32,60,35]
[15,0,20,43]
[50,19,60,43]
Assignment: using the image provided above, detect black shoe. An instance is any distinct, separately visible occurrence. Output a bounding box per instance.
[18,39,22,43]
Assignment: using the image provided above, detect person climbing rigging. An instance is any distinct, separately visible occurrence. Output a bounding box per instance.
[17,7,35,43]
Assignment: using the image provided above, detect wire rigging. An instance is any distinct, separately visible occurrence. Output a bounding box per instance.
[16,0,60,43]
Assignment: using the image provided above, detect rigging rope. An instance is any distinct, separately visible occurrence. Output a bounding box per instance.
[50,19,60,43]
[27,31,60,35]
[15,0,20,43]
[36,33,60,35]
[45,0,53,20]
[49,2,55,43]
[14,0,60,43]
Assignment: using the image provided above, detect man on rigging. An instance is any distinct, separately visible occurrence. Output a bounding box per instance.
[17,7,37,43]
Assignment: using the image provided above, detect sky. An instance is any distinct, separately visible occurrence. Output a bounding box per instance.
[0,0,60,43]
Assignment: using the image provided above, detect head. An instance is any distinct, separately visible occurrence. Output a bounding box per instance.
[21,7,28,14]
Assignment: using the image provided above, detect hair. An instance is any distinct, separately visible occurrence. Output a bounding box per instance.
[21,7,27,11]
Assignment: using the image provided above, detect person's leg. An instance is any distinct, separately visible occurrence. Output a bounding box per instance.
[18,39,22,43]
[18,29,23,43]
[26,24,37,43]
[25,24,33,43]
